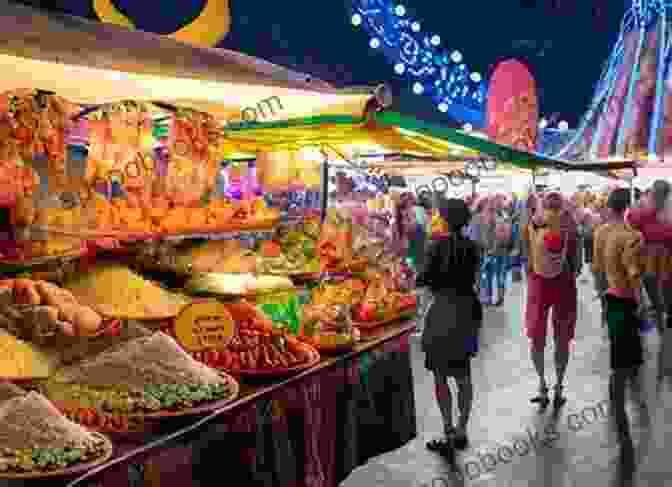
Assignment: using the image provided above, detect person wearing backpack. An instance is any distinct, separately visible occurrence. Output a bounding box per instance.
[523,192,580,409]
[479,194,514,306]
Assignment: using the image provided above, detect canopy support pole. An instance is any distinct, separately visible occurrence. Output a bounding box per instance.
[320,152,329,223]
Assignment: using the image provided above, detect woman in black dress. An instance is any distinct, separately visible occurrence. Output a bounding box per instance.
[417,198,483,451]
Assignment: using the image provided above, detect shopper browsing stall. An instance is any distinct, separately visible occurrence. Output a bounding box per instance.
[417,198,482,454]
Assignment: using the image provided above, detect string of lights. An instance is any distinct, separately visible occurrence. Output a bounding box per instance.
[349,1,487,127]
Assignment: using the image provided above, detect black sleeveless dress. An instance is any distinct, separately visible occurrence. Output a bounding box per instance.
[416,235,483,377]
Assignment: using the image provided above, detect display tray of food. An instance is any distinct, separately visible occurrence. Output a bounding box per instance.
[0,383,113,479]
[172,300,320,376]
[351,310,417,329]
[0,279,125,382]
[0,249,86,268]
[63,263,191,321]
[351,282,418,329]
[184,273,294,298]
[0,329,60,381]
[300,304,360,354]
[39,332,239,433]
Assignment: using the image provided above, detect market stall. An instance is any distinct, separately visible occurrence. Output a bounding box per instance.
[0,4,422,487]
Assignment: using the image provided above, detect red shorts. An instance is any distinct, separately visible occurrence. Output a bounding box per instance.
[525,272,577,351]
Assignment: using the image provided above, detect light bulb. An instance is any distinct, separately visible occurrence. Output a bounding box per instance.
[369,37,380,49]
[451,51,463,63]
[463,123,473,132]
[430,35,441,46]
[412,82,424,94]
[394,5,406,16]
[558,121,569,131]
[394,63,406,74]
[470,72,482,83]
[438,102,449,113]
[539,118,548,129]
[351,13,362,26]
[411,21,421,32]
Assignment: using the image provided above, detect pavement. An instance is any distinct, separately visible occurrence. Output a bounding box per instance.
[341,272,672,487]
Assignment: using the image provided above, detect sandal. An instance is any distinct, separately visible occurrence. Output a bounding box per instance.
[531,385,550,409]
[426,439,446,452]
[452,427,469,450]
[553,385,567,409]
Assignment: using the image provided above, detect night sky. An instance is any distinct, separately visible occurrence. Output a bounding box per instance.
[19,0,629,125]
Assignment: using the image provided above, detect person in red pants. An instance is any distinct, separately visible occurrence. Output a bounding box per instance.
[522,192,580,409]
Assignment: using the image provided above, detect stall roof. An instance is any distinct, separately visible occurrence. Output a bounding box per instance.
[221,112,572,168]
[221,112,642,174]
[0,0,375,120]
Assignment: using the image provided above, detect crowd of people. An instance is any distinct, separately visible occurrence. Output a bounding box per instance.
[395,180,672,459]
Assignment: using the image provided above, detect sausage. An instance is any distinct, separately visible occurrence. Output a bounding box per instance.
[34,281,78,308]
[13,279,40,305]
[71,306,103,336]
[57,304,78,324]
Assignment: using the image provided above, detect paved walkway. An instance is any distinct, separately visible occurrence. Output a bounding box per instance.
[341,274,672,487]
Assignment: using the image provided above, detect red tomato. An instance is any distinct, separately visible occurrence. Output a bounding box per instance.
[207,350,220,366]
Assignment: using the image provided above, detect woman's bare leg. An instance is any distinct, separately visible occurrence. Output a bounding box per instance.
[434,374,454,433]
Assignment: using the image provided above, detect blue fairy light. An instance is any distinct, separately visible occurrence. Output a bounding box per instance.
[350,0,486,126]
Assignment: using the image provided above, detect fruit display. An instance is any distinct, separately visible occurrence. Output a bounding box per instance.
[309,274,416,328]
[0,278,113,340]
[301,304,360,353]
[0,384,112,477]
[40,332,239,431]
[255,220,321,275]
[353,275,417,325]
[318,209,353,272]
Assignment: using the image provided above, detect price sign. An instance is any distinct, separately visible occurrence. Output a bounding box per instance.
[174,300,235,352]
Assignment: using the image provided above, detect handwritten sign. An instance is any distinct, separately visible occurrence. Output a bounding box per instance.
[173,300,235,352]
